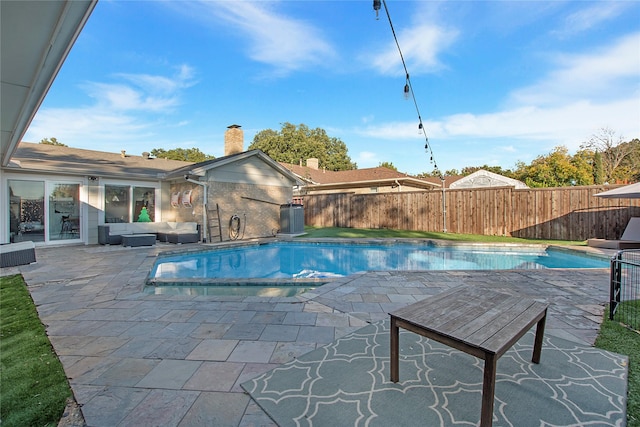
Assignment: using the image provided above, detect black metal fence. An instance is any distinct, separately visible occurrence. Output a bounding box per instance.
[610,249,640,331]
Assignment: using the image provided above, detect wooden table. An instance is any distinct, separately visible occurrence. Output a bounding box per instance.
[389,285,548,427]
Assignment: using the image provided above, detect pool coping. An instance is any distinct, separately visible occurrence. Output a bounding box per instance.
[144,237,613,292]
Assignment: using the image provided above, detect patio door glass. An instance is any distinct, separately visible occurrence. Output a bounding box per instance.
[9,180,45,243]
[49,183,80,241]
[104,185,130,223]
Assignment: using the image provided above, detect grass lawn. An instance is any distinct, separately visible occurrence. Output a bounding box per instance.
[0,274,71,427]
[301,226,587,246]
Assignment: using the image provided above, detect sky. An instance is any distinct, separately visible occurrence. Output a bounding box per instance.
[24,0,640,175]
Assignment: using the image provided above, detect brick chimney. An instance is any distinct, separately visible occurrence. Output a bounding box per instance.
[306,158,319,170]
[224,124,243,156]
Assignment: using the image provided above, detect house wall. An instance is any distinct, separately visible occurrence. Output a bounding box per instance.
[168,156,296,241]
[86,179,100,244]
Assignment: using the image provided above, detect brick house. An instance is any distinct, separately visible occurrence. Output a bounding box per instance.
[1,126,302,245]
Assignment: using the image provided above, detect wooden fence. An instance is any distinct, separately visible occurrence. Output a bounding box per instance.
[301,185,640,241]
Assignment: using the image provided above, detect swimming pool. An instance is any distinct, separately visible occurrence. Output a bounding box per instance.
[146,240,608,295]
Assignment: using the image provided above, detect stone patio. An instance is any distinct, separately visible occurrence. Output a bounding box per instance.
[0,241,617,426]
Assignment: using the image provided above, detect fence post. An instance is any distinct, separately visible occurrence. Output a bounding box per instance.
[609,251,622,320]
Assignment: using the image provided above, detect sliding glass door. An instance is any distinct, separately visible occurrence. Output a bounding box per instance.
[49,183,80,241]
[8,179,82,244]
[9,180,45,243]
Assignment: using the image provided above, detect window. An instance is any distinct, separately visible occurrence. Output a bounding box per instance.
[105,185,130,223]
[104,184,156,223]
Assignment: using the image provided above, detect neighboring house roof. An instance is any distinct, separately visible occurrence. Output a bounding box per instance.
[8,142,194,179]
[280,164,440,191]
[448,169,528,189]
[167,150,304,185]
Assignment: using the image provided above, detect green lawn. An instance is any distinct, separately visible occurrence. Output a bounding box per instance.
[300,226,586,245]
[0,275,71,427]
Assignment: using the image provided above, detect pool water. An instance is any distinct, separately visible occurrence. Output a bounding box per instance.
[149,241,608,283]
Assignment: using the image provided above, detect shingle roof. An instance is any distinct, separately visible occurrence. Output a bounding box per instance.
[9,142,194,179]
[281,164,427,184]
[279,163,441,190]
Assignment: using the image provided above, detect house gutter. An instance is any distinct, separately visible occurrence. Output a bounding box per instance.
[185,176,208,242]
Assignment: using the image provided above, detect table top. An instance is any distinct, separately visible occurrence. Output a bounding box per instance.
[390,286,548,356]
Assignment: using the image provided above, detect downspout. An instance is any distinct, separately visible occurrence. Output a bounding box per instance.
[185,176,208,242]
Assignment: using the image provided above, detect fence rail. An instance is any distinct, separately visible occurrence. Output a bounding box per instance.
[610,249,640,331]
[301,185,640,241]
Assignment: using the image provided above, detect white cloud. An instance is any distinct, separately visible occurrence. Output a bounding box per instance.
[25,66,197,149]
[357,151,380,168]
[190,1,335,76]
[362,32,640,155]
[510,32,640,106]
[555,2,629,37]
[369,23,458,76]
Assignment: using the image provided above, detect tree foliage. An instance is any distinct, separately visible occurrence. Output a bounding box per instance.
[249,122,356,171]
[150,147,214,162]
[39,137,66,147]
[415,129,638,187]
[379,161,397,171]
[512,146,594,187]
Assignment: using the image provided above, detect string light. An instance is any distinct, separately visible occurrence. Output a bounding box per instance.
[373,0,381,19]
[374,0,442,179]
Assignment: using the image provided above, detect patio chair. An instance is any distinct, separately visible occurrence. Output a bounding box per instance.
[588,217,640,249]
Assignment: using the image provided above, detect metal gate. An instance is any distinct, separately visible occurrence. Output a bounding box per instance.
[610,249,640,331]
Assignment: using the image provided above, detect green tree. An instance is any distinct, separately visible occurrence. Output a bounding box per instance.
[379,161,397,171]
[513,146,592,187]
[592,151,605,184]
[39,137,66,146]
[249,122,356,171]
[611,138,640,183]
[460,165,515,178]
[150,148,214,162]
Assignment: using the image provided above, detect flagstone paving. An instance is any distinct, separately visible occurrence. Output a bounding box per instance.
[1,241,617,426]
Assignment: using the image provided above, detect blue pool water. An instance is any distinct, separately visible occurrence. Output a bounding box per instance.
[149,241,608,283]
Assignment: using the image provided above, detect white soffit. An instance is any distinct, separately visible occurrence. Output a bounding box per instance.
[1,0,97,166]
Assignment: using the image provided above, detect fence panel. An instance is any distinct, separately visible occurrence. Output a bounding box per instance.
[301,185,640,240]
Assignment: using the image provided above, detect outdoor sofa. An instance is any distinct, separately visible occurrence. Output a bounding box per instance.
[587,217,640,249]
[1,241,36,268]
[98,222,200,245]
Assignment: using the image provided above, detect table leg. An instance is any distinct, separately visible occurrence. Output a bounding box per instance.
[390,316,399,382]
[481,353,497,427]
[532,309,547,364]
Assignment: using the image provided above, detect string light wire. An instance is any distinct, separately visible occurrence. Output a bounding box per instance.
[377,0,442,179]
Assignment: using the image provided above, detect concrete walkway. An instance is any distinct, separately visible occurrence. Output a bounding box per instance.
[1,242,616,426]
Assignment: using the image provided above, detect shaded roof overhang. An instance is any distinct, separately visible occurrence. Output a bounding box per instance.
[1,0,97,166]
